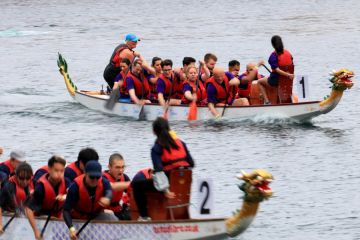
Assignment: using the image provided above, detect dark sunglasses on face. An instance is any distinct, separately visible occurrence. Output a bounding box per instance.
[89,176,100,180]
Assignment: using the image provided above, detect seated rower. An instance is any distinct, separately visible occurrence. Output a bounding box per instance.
[65,147,99,182]
[0,162,33,233]
[63,161,116,240]
[120,59,151,105]
[25,155,70,239]
[102,153,131,220]
[0,150,26,185]
[200,53,217,82]
[181,65,207,106]
[142,57,162,102]
[157,59,183,107]
[132,117,194,221]
[206,67,249,118]
[257,35,294,104]
[174,57,196,83]
[112,58,131,91]
[238,62,265,99]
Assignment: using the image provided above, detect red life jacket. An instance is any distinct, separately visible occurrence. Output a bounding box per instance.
[158,73,184,99]
[121,72,150,99]
[8,175,29,207]
[1,159,15,177]
[181,80,207,105]
[238,72,263,98]
[102,171,126,212]
[161,139,190,172]
[71,174,104,219]
[273,49,293,71]
[66,162,83,179]
[138,168,152,180]
[38,174,67,217]
[34,165,49,179]
[205,75,234,104]
[110,44,130,68]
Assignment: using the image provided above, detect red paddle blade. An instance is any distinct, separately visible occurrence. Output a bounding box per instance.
[188,101,197,121]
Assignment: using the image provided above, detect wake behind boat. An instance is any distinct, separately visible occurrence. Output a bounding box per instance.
[57,54,354,122]
[1,169,273,240]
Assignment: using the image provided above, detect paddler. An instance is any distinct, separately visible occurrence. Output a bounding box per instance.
[181,65,207,105]
[237,62,266,99]
[132,117,194,221]
[119,59,152,105]
[64,147,99,182]
[63,160,116,240]
[200,53,217,82]
[0,162,33,234]
[0,150,26,185]
[103,33,141,88]
[206,67,249,119]
[257,35,294,104]
[25,155,70,239]
[156,59,182,107]
[102,153,131,220]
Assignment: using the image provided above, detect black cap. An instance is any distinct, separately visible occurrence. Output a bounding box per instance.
[85,160,102,177]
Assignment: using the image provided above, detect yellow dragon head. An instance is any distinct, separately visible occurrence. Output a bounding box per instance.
[329,69,354,91]
[238,169,273,202]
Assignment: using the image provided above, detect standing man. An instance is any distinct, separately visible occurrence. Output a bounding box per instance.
[103,33,141,88]
[63,161,115,240]
[65,147,99,182]
[25,155,70,239]
[0,150,26,185]
[102,153,131,220]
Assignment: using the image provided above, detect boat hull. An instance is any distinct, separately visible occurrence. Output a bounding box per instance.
[1,215,227,240]
[74,91,327,122]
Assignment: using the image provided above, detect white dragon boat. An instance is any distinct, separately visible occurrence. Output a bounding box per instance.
[57,54,354,121]
[1,169,273,240]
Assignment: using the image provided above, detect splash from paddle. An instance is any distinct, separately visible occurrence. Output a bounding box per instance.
[188,63,201,121]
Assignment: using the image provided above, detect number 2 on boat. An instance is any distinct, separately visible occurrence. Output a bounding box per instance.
[197,179,214,218]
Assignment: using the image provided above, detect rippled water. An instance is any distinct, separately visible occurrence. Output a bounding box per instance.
[1,0,359,239]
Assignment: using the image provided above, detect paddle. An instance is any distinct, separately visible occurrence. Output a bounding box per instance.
[105,57,136,110]
[138,71,146,121]
[261,64,271,73]
[2,212,16,232]
[76,214,96,237]
[163,74,174,120]
[188,64,201,121]
[40,200,58,238]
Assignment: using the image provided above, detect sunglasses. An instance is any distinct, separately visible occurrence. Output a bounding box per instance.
[18,176,31,181]
[89,176,101,180]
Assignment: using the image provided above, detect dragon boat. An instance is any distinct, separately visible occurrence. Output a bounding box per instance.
[1,169,273,240]
[57,54,354,121]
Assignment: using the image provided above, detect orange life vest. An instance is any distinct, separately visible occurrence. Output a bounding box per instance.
[102,171,126,212]
[8,175,30,207]
[66,162,83,179]
[0,159,15,177]
[38,174,67,217]
[110,44,130,68]
[161,139,190,172]
[181,80,207,105]
[138,168,152,180]
[238,72,263,98]
[71,174,104,219]
[274,49,293,70]
[206,75,234,104]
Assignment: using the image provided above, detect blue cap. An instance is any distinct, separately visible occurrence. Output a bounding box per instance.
[85,160,102,177]
[125,33,140,42]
